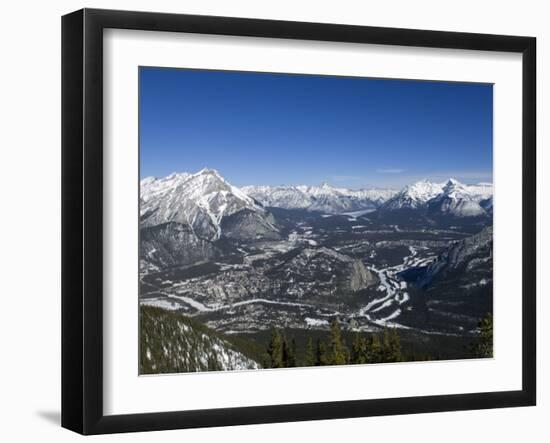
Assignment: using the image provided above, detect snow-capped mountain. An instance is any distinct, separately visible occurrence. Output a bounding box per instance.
[381,179,444,210]
[242,182,397,214]
[240,185,312,209]
[140,171,493,250]
[380,178,493,217]
[465,182,493,201]
[140,168,279,241]
[427,179,486,217]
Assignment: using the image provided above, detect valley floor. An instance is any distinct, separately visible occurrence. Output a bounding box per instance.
[140,209,493,354]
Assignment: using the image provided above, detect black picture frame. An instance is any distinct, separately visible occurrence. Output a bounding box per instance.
[61,8,536,435]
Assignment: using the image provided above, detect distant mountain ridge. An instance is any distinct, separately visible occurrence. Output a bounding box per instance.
[242,177,492,217]
[242,182,397,214]
[140,171,494,248]
[380,178,493,217]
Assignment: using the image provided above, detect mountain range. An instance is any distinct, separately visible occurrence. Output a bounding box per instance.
[139,168,494,368]
[140,169,280,242]
[141,169,493,236]
[382,178,492,217]
[242,183,396,214]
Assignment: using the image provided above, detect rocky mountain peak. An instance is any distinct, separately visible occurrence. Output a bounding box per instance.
[140,169,278,241]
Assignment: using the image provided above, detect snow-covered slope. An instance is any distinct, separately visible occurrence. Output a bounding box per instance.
[428,179,486,217]
[241,185,312,209]
[141,171,493,238]
[242,182,397,214]
[381,178,493,217]
[140,305,261,373]
[466,182,493,201]
[141,168,279,241]
[381,179,444,210]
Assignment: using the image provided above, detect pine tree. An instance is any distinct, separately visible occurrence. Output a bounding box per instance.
[327,320,349,366]
[382,328,391,362]
[267,329,284,368]
[288,338,297,367]
[386,328,402,362]
[282,335,290,367]
[368,333,382,363]
[351,333,361,364]
[262,353,272,369]
[351,333,368,364]
[315,338,327,366]
[304,336,316,366]
[471,313,493,358]
[281,335,297,368]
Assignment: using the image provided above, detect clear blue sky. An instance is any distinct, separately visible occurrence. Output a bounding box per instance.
[139,67,492,188]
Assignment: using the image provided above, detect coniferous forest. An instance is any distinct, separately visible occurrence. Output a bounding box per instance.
[262,320,402,368]
[140,306,493,373]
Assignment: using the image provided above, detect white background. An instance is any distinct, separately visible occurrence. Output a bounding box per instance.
[0,0,546,441]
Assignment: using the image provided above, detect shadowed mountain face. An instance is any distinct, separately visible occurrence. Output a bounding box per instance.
[397,226,493,333]
[420,226,493,284]
[139,169,493,343]
[220,208,281,241]
[140,222,221,271]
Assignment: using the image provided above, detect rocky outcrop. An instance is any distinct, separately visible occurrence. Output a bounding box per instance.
[220,208,281,241]
[140,222,220,270]
[349,259,377,291]
[432,226,492,272]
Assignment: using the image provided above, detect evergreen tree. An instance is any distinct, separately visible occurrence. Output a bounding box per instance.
[386,328,402,362]
[288,338,297,367]
[267,329,284,368]
[471,313,493,358]
[368,333,382,363]
[282,335,290,367]
[281,335,297,368]
[327,320,349,366]
[351,333,368,364]
[315,338,327,366]
[382,328,392,362]
[304,336,316,366]
[262,353,272,369]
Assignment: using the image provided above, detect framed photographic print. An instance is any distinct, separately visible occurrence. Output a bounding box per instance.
[61,8,536,435]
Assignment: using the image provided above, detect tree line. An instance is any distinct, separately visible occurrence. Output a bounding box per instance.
[470,313,493,358]
[263,319,402,368]
[263,312,493,369]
